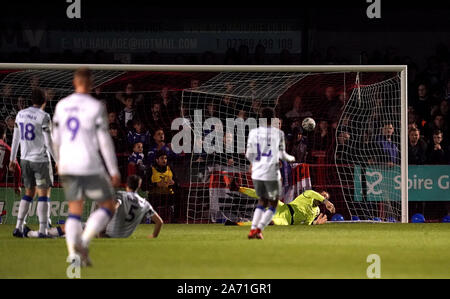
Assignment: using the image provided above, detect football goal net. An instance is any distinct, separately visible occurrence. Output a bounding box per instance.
[0,64,408,224]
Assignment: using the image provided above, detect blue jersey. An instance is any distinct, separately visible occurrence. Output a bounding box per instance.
[127,130,150,146]
[128,152,145,165]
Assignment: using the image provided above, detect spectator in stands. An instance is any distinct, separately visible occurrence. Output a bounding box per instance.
[118,96,136,130]
[285,95,307,121]
[225,81,234,93]
[147,128,175,166]
[248,80,257,98]
[0,123,21,194]
[190,79,200,89]
[205,101,218,119]
[0,84,13,121]
[93,86,107,103]
[149,149,178,222]
[44,88,56,104]
[127,119,151,150]
[128,142,146,177]
[376,122,400,166]
[217,132,246,169]
[108,111,119,126]
[222,92,235,108]
[8,95,28,120]
[116,82,143,106]
[425,114,448,144]
[289,126,309,163]
[334,131,351,165]
[285,95,313,130]
[310,119,332,165]
[323,86,343,123]
[249,99,262,119]
[408,127,428,165]
[109,123,127,154]
[412,84,438,122]
[159,87,179,121]
[237,107,247,120]
[147,102,170,135]
[427,130,447,164]
[312,119,332,151]
[4,115,15,145]
[408,106,424,131]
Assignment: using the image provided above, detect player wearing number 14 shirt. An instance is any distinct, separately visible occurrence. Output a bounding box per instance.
[52,68,120,267]
[245,107,295,240]
[10,88,55,238]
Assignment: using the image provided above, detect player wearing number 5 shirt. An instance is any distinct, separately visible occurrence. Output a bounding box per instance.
[52,68,120,267]
[10,88,55,238]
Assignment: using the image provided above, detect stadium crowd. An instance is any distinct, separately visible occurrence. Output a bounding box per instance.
[1,43,449,221]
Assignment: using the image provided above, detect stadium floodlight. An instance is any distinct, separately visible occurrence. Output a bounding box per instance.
[0,63,408,224]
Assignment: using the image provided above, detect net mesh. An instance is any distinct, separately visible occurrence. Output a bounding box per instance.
[0,67,404,225]
[335,76,402,222]
[182,72,309,223]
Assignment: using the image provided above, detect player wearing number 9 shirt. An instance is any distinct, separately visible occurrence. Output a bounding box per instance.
[245,107,295,240]
[10,88,55,238]
[52,68,120,267]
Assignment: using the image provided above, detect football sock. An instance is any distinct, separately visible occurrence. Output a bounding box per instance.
[65,214,83,257]
[47,198,52,226]
[37,197,49,234]
[81,208,112,248]
[257,206,276,231]
[251,205,265,230]
[15,195,33,231]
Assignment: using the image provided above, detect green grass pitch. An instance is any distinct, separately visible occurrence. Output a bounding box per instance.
[1,223,449,279]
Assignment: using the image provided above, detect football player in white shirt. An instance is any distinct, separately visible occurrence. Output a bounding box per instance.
[52,68,121,266]
[9,88,55,238]
[24,175,164,240]
[245,107,295,240]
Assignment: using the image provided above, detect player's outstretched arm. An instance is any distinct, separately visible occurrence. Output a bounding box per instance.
[312,213,328,225]
[51,108,61,164]
[278,131,295,162]
[324,200,335,214]
[9,124,20,172]
[43,124,56,162]
[279,150,295,163]
[148,213,164,239]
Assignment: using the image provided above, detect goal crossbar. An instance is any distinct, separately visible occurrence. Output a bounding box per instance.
[0,63,406,73]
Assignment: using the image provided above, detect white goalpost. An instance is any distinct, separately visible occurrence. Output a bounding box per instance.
[0,63,408,224]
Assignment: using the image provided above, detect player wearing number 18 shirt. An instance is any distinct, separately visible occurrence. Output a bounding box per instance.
[10,89,55,238]
[52,68,120,266]
[245,107,295,240]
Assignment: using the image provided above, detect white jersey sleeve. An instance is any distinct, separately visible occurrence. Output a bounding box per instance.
[11,107,53,163]
[52,93,119,176]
